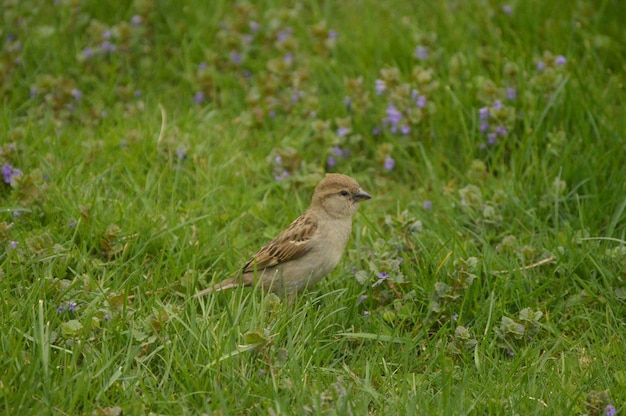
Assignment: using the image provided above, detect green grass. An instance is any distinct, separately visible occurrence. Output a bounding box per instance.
[1,0,625,414]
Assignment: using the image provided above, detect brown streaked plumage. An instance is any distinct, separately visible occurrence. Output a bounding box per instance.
[194,173,371,298]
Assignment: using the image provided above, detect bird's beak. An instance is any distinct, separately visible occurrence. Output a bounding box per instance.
[352,188,372,201]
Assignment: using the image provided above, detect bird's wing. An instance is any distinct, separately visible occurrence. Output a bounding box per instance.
[242,212,318,273]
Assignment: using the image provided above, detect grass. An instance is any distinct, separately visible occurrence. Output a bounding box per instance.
[1,0,625,414]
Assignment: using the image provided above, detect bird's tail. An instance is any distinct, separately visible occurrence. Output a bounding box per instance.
[193,277,244,298]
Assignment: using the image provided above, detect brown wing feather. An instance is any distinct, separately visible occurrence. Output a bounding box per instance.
[242,212,318,273]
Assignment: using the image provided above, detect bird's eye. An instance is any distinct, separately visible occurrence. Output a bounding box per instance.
[339,190,349,197]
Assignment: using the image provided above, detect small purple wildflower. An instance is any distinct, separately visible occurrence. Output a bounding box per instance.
[283,53,294,64]
[68,302,77,313]
[328,29,339,39]
[375,79,386,96]
[242,34,253,44]
[291,89,302,103]
[605,404,617,416]
[258,369,266,378]
[131,15,142,27]
[326,156,336,168]
[71,88,82,101]
[555,55,566,66]
[333,146,349,157]
[100,41,116,53]
[480,121,490,133]
[372,126,381,136]
[384,156,395,171]
[2,164,22,184]
[10,241,18,249]
[249,21,260,33]
[193,91,205,104]
[274,156,282,164]
[337,126,350,137]
[479,107,490,120]
[268,109,277,118]
[487,132,497,145]
[30,86,37,97]
[357,295,368,305]
[452,313,459,321]
[176,148,187,160]
[415,45,429,60]
[344,96,352,111]
[386,103,402,125]
[56,305,65,314]
[276,28,293,42]
[507,349,515,357]
[102,30,112,40]
[103,314,111,321]
[502,4,513,15]
[68,219,77,228]
[230,51,242,65]
[198,61,208,70]
[416,95,427,108]
[400,125,411,135]
[492,100,503,111]
[134,89,142,97]
[506,87,517,100]
[495,125,508,136]
[536,61,545,71]
[423,200,433,210]
[12,211,20,218]
[378,271,389,280]
[274,169,291,181]
[82,47,93,59]
[363,311,370,317]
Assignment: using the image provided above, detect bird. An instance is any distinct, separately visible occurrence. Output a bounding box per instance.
[194,173,372,299]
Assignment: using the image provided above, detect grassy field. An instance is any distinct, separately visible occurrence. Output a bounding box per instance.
[1,0,625,414]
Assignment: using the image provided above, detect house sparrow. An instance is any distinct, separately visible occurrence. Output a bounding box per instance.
[194,173,371,298]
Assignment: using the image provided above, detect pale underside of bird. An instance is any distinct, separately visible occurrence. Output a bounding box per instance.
[194,173,371,299]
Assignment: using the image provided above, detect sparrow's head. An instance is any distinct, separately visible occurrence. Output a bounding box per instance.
[312,173,372,218]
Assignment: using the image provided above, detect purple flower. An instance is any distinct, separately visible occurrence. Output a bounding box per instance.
[495,125,508,136]
[502,4,513,15]
[357,295,367,305]
[400,125,411,135]
[100,41,116,53]
[555,55,566,66]
[291,89,302,103]
[194,91,205,104]
[134,89,142,97]
[487,133,497,145]
[479,107,489,120]
[274,155,282,164]
[328,29,339,39]
[56,305,65,314]
[536,61,545,71]
[230,51,242,65]
[274,169,290,181]
[68,219,77,228]
[337,126,350,137]
[102,30,112,40]
[506,87,517,100]
[276,28,293,42]
[131,15,142,27]
[71,88,82,101]
[2,164,21,184]
[198,61,208,70]
[249,21,260,33]
[492,100,503,110]
[375,79,386,95]
[384,156,395,171]
[378,271,389,280]
[415,45,429,60]
[480,121,490,133]
[103,314,111,321]
[82,47,93,59]
[344,96,352,111]
[386,103,402,125]
[452,313,459,321]
[283,53,294,64]
[363,311,370,316]
[372,126,381,136]
[68,302,77,313]
[423,200,433,210]
[29,86,37,97]
[10,241,18,249]
[605,404,617,416]
[326,156,336,168]
[176,148,187,160]
[416,95,427,108]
